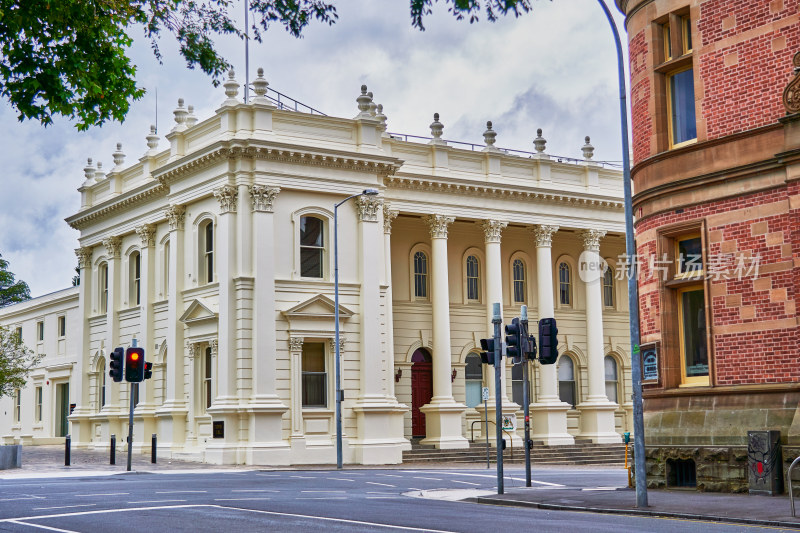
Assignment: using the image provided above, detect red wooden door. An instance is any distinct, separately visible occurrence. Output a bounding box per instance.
[411,362,433,437]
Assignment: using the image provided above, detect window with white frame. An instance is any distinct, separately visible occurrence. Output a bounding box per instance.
[13,388,21,423]
[558,262,571,306]
[603,266,614,308]
[99,262,109,313]
[130,251,141,305]
[302,342,327,407]
[513,258,526,304]
[200,221,214,284]
[466,255,480,302]
[35,386,42,422]
[100,358,106,409]
[605,356,618,403]
[203,346,213,411]
[58,316,66,338]
[413,251,428,299]
[36,321,44,342]
[464,353,483,408]
[557,355,576,408]
[300,216,325,278]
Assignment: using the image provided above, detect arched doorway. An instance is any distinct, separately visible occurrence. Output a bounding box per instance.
[411,348,433,437]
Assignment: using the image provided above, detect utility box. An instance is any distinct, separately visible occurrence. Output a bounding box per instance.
[748,430,783,495]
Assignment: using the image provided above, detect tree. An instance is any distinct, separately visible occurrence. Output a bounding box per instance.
[0,253,30,308]
[0,326,42,399]
[0,0,531,130]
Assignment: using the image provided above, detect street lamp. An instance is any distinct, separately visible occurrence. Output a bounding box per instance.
[334,187,379,470]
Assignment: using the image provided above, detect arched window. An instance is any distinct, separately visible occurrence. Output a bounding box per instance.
[559,262,571,306]
[464,353,483,408]
[413,251,428,299]
[605,356,618,403]
[99,358,106,410]
[300,215,325,278]
[99,262,109,314]
[603,267,614,308]
[466,255,480,301]
[200,221,214,284]
[512,361,534,407]
[557,355,576,408]
[130,251,141,306]
[513,259,526,304]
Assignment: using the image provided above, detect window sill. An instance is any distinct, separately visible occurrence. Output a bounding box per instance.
[665,276,704,289]
[654,54,692,75]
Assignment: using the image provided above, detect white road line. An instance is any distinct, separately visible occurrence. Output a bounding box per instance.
[301,490,346,493]
[75,492,129,497]
[31,504,96,511]
[365,496,395,499]
[291,475,315,479]
[0,504,208,523]
[214,498,270,501]
[0,497,46,501]
[451,481,480,486]
[365,482,395,488]
[231,489,279,493]
[6,520,78,533]
[298,497,348,500]
[155,490,206,494]
[582,487,619,491]
[376,474,402,478]
[403,471,564,487]
[127,499,187,504]
[218,505,458,532]
[326,477,355,482]
[366,492,395,495]
[413,476,442,481]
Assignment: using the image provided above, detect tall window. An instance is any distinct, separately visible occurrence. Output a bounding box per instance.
[204,346,213,411]
[604,356,618,403]
[678,286,708,385]
[35,386,42,422]
[464,353,483,408]
[37,321,44,342]
[14,326,22,342]
[603,267,615,308]
[201,221,214,284]
[668,67,696,147]
[131,252,141,305]
[300,216,325,278]
[676,235,703,278]
[58,316,66,337]
[302,342,327,407]
[99,262,109,313]
[557,356,576,408]
[559,262,571,306]
[413,251,428,299]
[466,255,480,301]
[513,259,526,304]
[13,389,21,423]
[512,362,534,407]
[163,241,170,295]
[100,359,106,409]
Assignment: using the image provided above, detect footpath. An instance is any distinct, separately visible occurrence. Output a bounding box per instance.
[468,485,800,529]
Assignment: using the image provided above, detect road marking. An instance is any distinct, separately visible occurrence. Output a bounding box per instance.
[128,499,187,504]
[231,489,278,493]
[366,482,396,488]
[0,496,46,501]
[403,471,564,487]
[1,504,208,522]
[214,498,270,501]
[582,487,619,491]
[365,496,396,499]
[376,474,402,478]
[31,504,96,511]
[291,475,315,479]
[6,520,77,533]
[366,492,395,495]
[413,476,442,481]
[156,490,206,494]
[298,497,347,500]
[301,490,346,493]
[451,481,480,486]
[326,477,355,482]
[75,492,129,497]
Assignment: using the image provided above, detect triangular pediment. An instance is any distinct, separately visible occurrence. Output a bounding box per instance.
[179,299,218,324]
[282,294,353,320]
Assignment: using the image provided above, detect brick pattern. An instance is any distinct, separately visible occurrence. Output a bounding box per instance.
[698,0,799,46]
[628,29,651,165]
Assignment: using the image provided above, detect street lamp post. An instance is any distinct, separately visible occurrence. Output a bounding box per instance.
[595,0,648,508]
[334,188,380,470]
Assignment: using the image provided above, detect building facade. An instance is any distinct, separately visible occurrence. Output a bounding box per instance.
[616,0,800,490]
[1,73,631,465]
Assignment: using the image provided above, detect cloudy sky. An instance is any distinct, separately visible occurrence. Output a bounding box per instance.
[0,0,629,298]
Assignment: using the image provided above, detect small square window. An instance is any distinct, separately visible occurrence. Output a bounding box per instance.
[676,235,703,277]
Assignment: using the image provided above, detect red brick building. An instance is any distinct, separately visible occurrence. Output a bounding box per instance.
[616,0,800,491]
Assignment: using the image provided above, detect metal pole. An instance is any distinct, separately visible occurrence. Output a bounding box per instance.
[244,0,250,104]
[65,435,71,466]
[484,395,490,469]
[492,302,503,494]
[521,305,531,487]
[110,434,116,465]
[127,338,137,472]
[596,0,647,508]
[334,201,343,470]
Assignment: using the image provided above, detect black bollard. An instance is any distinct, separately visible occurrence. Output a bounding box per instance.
[151,434,157,464]
[65,435,71,466]
[110,435,116,465]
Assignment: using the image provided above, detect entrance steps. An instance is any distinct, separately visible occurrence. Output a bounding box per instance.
[402,439,627,466]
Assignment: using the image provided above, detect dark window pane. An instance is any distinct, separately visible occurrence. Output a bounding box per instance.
[681,289,708,377]
[205,223,213,252]
[414,252,427,298]
[465,354,483,379]
[300,248,323,278]
[603,268,614,307]
[302,374,327,407]
[678,237,703,274]
[300,216,324,247]
[513,259,525,303]
[466,256,479,300]
[559,381,576,408]
[670,68,697,144]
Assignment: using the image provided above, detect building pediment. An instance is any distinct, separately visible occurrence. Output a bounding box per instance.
[179,299,218,325]
[282,294,353,320]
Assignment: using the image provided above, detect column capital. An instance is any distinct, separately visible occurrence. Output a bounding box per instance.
[530,224,560,248]
[210,339,218,356]
[75,247,93,269]
[356,195,383,222]
[214,184,238,214]
[185,341,201,358]
[165,204,186,231]
[289,337,304,352]
[101,236,122,259]
[135,223,156,248]
[481,219,508,243]
[383,205,399,234]
[426,214,455,239]
[329,336,346,352]
[249,184,280,213]
[580,229,607,252]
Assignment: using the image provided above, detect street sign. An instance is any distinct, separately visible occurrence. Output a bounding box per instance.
[642,344,658,381]
[482,387,490,401]
[502,413,516,431]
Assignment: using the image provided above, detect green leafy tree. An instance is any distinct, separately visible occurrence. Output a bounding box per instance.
[0,326,42,399]
[0,0,531,130]
[0,253,30,308]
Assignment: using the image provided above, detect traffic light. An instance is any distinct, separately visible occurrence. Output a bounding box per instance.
[109,347,124,382]
[505,317,522,364]
[479,338,496,366]
[525,333,537,360]
[125,347,145,382]
[144,361,153,380]
[538,317,559,365]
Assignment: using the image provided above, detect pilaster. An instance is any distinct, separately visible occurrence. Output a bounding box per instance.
[67,246,95,444]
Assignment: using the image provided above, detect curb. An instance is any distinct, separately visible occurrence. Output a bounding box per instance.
[465,496,800,529]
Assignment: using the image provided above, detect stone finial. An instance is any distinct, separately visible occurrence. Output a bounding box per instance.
[186,105,198,127]
[253,67,269,99]
[533,128,547,153]
[482,121,498,151]
[83,158,96,182]
[355,84,372,118]
[223,69,240,105]
[429,113,444,140]
[783,50,800,114]
[146,125,159,151]
[367,92,377,117]
[112,143,125,169]
[172,98,188,131]
[582,136,595,160]
[375,104,388,132]
[94,161,105,182]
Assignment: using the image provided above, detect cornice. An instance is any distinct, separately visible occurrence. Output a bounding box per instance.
[65,180,168,231]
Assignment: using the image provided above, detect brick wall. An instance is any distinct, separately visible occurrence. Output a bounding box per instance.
[628,29,651,164]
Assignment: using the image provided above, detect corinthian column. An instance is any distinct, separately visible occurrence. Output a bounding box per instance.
[68,246,94,444]
[529,224,574,445]
[578,229,620,443]
[420,215,468,449]
[383,206,399,400]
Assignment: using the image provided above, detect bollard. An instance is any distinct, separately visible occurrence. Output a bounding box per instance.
[65,435,71,466]
[151,434,157,464]
[110,435,116,465]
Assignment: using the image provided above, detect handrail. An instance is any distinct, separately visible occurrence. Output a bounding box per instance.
[469,419,514,460]
[266,87,327,116]
[789,455,800,517]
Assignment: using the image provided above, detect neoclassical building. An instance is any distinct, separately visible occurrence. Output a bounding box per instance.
[0,72,632,464]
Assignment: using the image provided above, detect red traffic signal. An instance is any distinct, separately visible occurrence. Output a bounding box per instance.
[125,347,145,382]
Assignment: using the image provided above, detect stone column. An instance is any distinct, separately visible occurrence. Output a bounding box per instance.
[420,215,468,449]
[289,336,305,440]
[351,197,407,464]
[206,184,239,464]
[68,247,94,444]
[246,185,289,464]
[134,224,157,444]
[529,225,574,445]
[102,236,123,409]
[578,229,620,443]
[155,205,188,449]
[383,206,399,400]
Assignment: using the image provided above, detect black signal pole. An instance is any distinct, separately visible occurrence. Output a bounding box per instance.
[492,302,503,494]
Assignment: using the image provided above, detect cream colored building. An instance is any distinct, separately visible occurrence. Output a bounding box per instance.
[0,71,632,465]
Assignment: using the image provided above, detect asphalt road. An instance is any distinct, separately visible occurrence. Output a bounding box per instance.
[0,467,787,532]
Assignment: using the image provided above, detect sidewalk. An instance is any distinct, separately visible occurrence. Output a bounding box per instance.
[468,486,800,529]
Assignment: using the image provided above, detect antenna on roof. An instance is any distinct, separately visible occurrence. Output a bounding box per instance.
[154,87,158,134]
[244,1,250,104]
